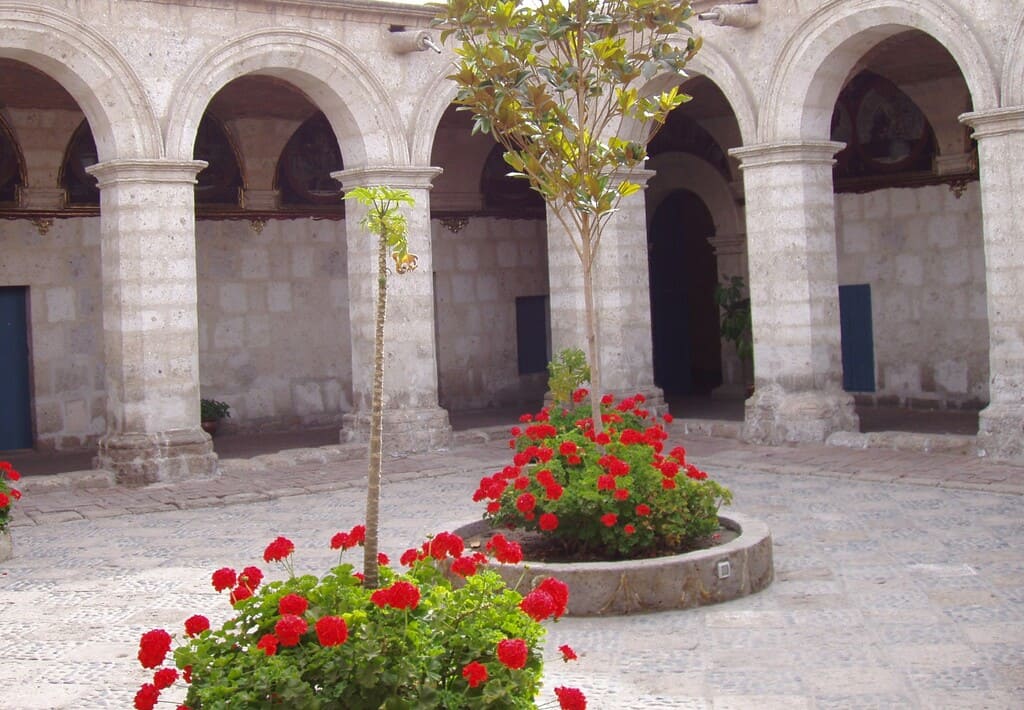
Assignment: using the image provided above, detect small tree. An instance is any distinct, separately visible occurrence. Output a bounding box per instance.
[436,0,701,429]
[343,185,418,589]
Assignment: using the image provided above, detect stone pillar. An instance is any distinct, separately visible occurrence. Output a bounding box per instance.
[86,159,217,484]
[729,141,858,444]
[547,169,664,409]
[960,107,1024,464]
[332,166,452,453]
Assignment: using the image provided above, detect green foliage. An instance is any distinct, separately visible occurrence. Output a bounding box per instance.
[475,393,732,559]
[344,185,418,272]
[434,0,701,232]
[547,348,591,406]
[713,275,753,363]
[149,534,554,709]
[200,398,231,421]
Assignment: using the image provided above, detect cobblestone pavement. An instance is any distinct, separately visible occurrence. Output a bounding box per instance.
[1,424,1022,708]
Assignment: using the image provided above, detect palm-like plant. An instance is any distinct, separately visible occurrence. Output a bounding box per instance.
[343,185,417,588]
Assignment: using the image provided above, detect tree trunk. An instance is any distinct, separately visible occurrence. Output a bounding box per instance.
[580,215,604,434]
[363,228,387,589]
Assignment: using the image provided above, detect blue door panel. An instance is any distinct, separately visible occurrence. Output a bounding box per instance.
[0,286,33,450]
[839,284,876,392]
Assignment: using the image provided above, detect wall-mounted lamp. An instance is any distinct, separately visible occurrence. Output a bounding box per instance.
[388,28,443,54]
[697,3,762,29]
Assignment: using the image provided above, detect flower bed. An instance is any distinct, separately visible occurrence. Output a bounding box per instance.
[132,526,586,709]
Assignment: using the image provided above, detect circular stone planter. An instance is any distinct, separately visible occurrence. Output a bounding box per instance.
[0,529,12,563]
[450,513,773,616]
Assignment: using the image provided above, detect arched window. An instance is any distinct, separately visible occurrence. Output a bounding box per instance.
[0,114,24,205]
[276,112,344,207]
[60,120,99,206]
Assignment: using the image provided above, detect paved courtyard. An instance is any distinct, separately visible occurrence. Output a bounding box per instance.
[1,426,1022,708]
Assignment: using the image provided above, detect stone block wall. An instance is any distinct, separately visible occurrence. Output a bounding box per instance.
[195,217,353,432]
[835,182,988,409]
[0,217,105,451]
[432,216,548,411]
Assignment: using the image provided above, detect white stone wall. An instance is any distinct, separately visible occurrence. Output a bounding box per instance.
[432,216,548,410]
[0,217,104,451]
[196,217,353,431]
[835,183,988,408]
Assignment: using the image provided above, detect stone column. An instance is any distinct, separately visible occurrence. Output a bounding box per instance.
[960,107,1024,464]
[332,166,452,453]
[547,169,664,409]
[86,159,217,484]
[728,141,858,444]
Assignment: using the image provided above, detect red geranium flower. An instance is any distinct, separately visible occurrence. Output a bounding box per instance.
[539,512,559,531]
[545,483,564,501]
[486,501,501,514]
[279,593,308,616]
[239,566,263,590]
[133,683,160,710]
[635,503,651,517]
[210,567,236,592]
[378,552,390,566]
[514,476,530,490]
[263,536,295,562]
[537,577,569,618]
[600,394,614,405]
[315,616,348,647]
[486,533,523,564]
[496,638,528,670]
[371,581,421,610]
[153,667,178,690]
[428,531,465,560]
[600,512,618,527]
[597,474,615,491]
[184,615,210,637]
[559,644,578,661]
[663,413,674,423]
[613,488,629,501]
[400,548,421,566]
[555,686,587,710]
[451,555,478,577]
[519,590,556,621]
[137,629,172,669]
[572,388,589,403]
[462,660,488,688]
[256,634,278,656]
[662,478,676,490]
[230,584,253,605]
[0,493,9,508]
[275,614,308,647]
[516,492,537,514]
[624,524,636,535]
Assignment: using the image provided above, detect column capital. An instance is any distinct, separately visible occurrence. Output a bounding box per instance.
[331,166,443,191]
[611,166,657,186]
[729,141,845,169]
[959,106,1024,139]
[85,159,208,187]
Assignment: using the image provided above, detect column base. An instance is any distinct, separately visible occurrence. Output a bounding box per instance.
[94,428,218,486]
[340,406,453,455]
[742,384,859,445]
[976,402,1024,465]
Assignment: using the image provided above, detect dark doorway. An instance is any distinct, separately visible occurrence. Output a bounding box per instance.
[0,286,32,450]
[839,284,876,392]
[648,190,721,395]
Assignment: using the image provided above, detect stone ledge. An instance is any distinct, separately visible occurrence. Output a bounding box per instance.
[449,512,773,616]
[18,469,116,493]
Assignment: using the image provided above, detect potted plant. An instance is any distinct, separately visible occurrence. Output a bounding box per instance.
[714,275,754,396]
[199,398,231,437]
[0,461,23,562]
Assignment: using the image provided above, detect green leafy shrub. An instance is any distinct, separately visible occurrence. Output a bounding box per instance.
[547,348,591,407]
[474,392,732,559]
[200,398,231,422]
[132,528,585,709]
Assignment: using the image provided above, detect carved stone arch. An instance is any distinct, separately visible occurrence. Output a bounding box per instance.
[646,152,741,238]
[165,28,407,168]
[1002,7,1024,106]
[0,3,161,161]
[409,64,462,167]
[761,0,998,142]
[0,110,26,202]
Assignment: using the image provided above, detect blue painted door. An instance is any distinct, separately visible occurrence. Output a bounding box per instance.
[838,284,876,392]
[0,286,33,450]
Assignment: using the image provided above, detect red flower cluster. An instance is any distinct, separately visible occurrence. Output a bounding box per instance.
[314,616,348,647]
[137,629,172,669]
[257,633,278,656]
[263,536,295,562]
[184,615,210,637]
[559,644,577,661]
[279,593,308,616]
[0,461,22,514]
[427,531,464,560]
[275,614,308,647]
[370,580,421,610]
[519,589,556,621]
[486,533,523,564]
[571,388,589,403]
[524,423,557,441]
[555,685,588,710]
[496,638,528,669]
[462,660,488,688]
[330,523,366,550]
